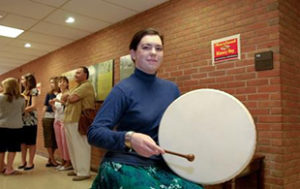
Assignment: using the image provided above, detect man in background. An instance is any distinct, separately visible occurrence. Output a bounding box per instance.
[62,66,95,181]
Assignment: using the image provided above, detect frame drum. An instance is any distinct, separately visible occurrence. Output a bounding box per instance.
[159,89,256,185]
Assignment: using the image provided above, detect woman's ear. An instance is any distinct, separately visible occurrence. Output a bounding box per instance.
[130,49,136,61]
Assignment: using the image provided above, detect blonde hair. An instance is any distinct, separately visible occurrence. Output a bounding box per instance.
[2,77,22,102]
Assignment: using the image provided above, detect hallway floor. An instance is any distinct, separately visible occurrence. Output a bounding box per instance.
[0,153,96,189]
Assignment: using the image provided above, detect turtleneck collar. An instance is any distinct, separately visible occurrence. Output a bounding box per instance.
[134,68,157,82]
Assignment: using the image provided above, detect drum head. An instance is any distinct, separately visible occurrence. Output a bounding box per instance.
[159,89,256,185]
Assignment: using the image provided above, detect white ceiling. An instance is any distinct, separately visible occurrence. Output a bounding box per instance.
[0,0,169,75]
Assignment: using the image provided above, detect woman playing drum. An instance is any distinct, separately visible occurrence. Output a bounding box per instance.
[88,28,203,189]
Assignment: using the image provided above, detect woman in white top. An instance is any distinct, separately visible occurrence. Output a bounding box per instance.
[0,78,25,175]
[50,76,72,170]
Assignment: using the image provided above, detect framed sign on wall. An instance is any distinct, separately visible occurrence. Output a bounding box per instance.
[211,34,241,65]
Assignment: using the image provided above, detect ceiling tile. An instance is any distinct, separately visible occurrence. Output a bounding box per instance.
[0,36,12,48]
[8,39,59,53]
[104,0,169,12]
[31,0,69,7]
[0,13,37,30]
[0,0,55,19]
[63,0,137,23]
[45,9,109,33]
[0,63,16,68]
[3,45,49,57]
[0,51,37,61]
[19,31,72,46]
[0,58,25,66]
[31,21,91,40]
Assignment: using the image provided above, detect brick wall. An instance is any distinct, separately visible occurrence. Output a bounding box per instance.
[279,0,300,188]
[0,0,298,188]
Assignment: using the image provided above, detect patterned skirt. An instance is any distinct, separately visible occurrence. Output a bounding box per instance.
[91,161,203,189]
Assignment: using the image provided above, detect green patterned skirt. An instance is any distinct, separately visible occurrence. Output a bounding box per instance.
[91,161,203,189]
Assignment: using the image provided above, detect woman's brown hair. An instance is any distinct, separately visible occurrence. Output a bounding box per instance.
[58,76,69,90]
[22,73,36,96]
[2,77,22,102]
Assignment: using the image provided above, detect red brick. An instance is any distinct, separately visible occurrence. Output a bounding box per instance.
[244,101,257,108]
[258,101,281,108]
[215,75,234,82]
[272,139,283,146]
[192,73,207,79]
[259,116,282,123]
[170,70,183,77]
[208,70,225,77]
[248,94,269,100]
[250,109,270,115]
[227,67,246,75]
[257,70,280,78]
[258,85,281,93]
[215,62,234,70]
[235,73,256,80]
[270,93,281,100]
[226,81,246,88]
[236,87,256,94]
[183,79,199,87]
[247,79,269,86]
[183,68,198,75]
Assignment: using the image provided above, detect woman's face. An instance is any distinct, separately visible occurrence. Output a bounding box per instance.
[130,35,163,74]
[58,80,68,91]
[50,79,55,89]
[21,76,26,87]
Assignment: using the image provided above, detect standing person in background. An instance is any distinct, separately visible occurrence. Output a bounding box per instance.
[18,73,38,171]
[42,77,60,167]
[87,28,203,189]
[50,76,72,171]
[0,78,25,175]
[61,66,95,181]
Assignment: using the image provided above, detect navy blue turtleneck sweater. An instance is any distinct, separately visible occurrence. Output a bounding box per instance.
[88,68,180,166]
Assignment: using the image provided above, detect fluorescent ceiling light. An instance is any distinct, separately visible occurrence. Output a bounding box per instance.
[24,43,31,48]
[0,24,24,38]
[65,17,75,23]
